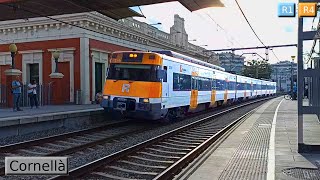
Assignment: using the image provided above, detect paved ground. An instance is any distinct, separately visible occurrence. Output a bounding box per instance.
[185,97,320,180]
[275,100,320,180]
[0,104,103,119]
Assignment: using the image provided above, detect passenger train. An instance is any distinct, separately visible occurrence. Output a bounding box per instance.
[101,50,276,121]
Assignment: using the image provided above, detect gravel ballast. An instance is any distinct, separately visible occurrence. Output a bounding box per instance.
[1,99,268,180]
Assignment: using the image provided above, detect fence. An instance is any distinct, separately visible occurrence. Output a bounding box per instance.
[0,84,8,108]
[0,83,53,108]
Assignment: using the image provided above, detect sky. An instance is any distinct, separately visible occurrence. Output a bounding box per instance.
[131,0,319,64]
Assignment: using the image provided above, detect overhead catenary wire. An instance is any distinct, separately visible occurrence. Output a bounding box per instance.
[191,0,244,49]
[234,0,265,47]
[234,0,284,62]
[137,6,145,17]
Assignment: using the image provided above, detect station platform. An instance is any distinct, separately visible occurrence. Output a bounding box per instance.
[180,97,320,180]
[0,104,102,119]
[0,104,105,138]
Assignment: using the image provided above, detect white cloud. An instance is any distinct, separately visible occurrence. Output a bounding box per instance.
[133,0,316,64]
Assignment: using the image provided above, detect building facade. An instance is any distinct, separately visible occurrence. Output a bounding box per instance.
[218,52,245,75]
[0,12,218,107]
[270,60,297,92]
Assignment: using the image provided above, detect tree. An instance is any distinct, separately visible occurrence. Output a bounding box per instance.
[242,59,272,79]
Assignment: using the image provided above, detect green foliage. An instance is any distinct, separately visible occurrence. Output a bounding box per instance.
[241,59,272,79]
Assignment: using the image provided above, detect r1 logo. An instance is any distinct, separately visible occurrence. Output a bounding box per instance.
[278,2,296,17]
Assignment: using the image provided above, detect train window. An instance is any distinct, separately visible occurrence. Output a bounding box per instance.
[257,83,261,90]
[228,81,236,90]
[198,78,211,91]
[107,64,160,82]
[212,79,217,90]
[173,73,191,91]
[236,82,241,90]
[163,66,167,82]
[262,85,266,89]
[216,80,221,90]
[247,83,251,90]
[216,79,225,91]
[191,77,198,90]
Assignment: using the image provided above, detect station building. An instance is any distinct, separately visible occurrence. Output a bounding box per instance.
[0,12,218,107]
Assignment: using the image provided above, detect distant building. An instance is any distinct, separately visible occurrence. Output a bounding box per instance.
[270,60,297,92]
[218,52,245,75]
[169,14,219,65]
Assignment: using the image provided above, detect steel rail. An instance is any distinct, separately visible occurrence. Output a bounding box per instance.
[0,120,131,153]
[49,96,274,180]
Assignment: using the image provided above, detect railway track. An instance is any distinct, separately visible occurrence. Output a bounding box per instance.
[50,97,273,180]
[0,120,157,176]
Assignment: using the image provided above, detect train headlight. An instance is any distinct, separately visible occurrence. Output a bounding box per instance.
[139,98,149,103]
[103,95,110,100]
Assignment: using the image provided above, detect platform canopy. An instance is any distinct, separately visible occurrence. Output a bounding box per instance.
[0,0,224,21]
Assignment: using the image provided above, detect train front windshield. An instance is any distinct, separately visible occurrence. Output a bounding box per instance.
[107,64,160,82]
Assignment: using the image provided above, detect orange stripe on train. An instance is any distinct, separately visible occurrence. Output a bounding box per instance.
[104,80,162,98]
[190,90,198,109]
[210,90,216,106]
[224,90,228,104]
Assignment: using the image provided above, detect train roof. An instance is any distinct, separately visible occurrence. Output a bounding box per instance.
[153,50,225,72]
[110,51,276,84]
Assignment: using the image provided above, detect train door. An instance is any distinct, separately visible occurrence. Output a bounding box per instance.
[161,66,169,98]
[244,80,247,98]
[250,80,253,97]
[190,76,198,109]
[224,76,228,104]
[235,76,238,99]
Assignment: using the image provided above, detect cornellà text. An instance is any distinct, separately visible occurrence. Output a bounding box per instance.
[5,157,68,175]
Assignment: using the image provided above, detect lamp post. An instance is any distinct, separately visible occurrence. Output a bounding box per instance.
[4,43,22,108]
[53,51,60,73]
[149,22,162,26]
[5,43,22,76]
[9,43,17,69]
[49,50,64,79]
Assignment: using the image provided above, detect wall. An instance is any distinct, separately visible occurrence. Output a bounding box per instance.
[88,39,132,101]
[0,38,80,105]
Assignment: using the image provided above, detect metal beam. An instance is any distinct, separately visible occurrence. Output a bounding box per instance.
[299,0,320,2]
[303,31,318,41]
[205,44,297,52]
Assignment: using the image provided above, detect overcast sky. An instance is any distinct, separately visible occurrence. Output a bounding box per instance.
[131,0,319,64]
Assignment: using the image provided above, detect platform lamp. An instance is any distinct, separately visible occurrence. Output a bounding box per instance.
[49,50,64,79]
[9,43,17,69]
[5,43,22,76]
[53,51,60,73]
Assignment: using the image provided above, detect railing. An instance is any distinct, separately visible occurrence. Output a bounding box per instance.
[0,83,53,108]
[0,84,8,108]
[21,84,53,107]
